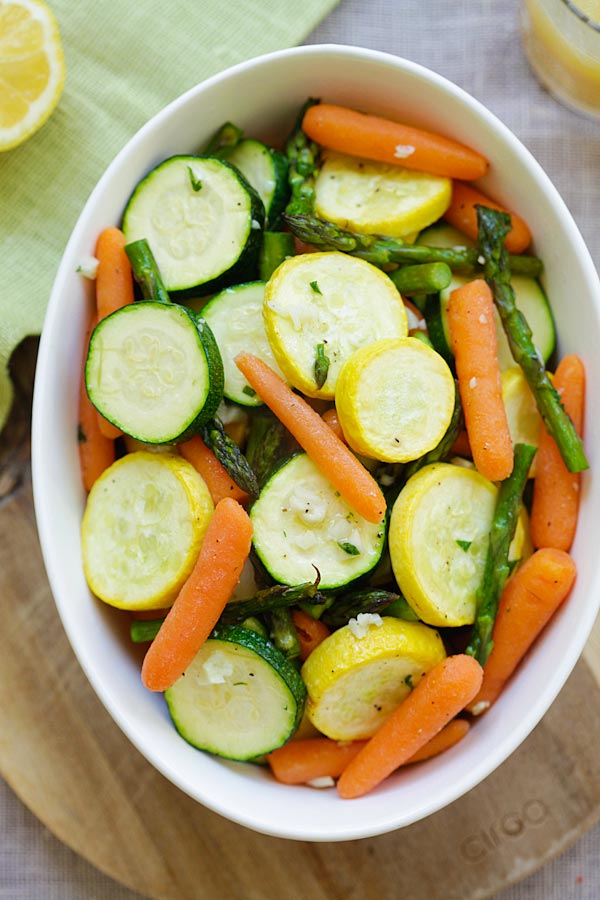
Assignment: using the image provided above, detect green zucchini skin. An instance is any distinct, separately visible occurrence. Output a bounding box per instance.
[250,453,386,590]
[221,139,289,229]
[165,625,306,760]
[85,301,224,444]
[122,155,265,297]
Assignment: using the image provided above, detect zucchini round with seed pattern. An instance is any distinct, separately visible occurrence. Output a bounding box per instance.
[85,301,223,443]
[122,155,265,293]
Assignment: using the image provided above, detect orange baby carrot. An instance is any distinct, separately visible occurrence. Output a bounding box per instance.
[95,227,135,319]
[406,717,470,763]
[290,609,330,661]
[302,104,488,180]
[444,182,532,254]
[78,315,115,491]
[530,355,585,552]
[337,655,483,799]
[94,227,134,439]
[234,353,386,524]
[450,430,472,459]
[267,719,471,786]
[141,498,253,692]
[447,279,514,482]
[467,548,576,715]
[268,739,367,784]
[179,435,249,506]
[321,407,346,442]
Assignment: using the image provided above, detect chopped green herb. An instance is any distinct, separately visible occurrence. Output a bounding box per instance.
[233,682,248,687]
[314,342,330,389]
[187,166,203,192]
[309,280,322,294]
[456,539,472,552]
[338,541,360,556]
[77,424,87,444]
[404,674,414,690]
[242,385,257,397]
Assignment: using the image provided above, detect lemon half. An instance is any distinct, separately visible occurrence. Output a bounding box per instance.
[0,0,65,151]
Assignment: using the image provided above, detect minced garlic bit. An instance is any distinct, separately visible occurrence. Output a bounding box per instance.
[469,376,478,389]
[479,313,487,324]
[470,700,490,716]
[348,612,384,639]
[394,144,415,159]
[477,255,485,265]
[76,256,100,279]
[307,776,335,789]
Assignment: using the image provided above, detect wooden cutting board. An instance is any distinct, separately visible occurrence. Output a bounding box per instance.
[2,339,600,900]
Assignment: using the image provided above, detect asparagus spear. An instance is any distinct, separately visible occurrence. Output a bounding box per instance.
[268,607,301,659]
[245,408,300,490]
[322,589,418,629]
[259,231,295,281]
[466,442,537,666]
[125,239,171,305]
[389,262,452,296]
[476,205,588,473]
[283,213,543,278]
[285,98,320,217]
[202,121,244,157]
[218,576,329,624]
[200,416,259,498]
[130,618,163,643]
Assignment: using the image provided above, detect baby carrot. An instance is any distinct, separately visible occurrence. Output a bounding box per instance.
[530,355,585,552]
[179,435,249,506]
[337,655,482,798]
[450,430,472,458]
[141,498,253,692]
[95,227,135,319]
[267,719,470,786]
[268,739,367,784]
[468,548,576,715]
[94,227,135,439]
[234,353,386,523]
[78,315,115,491]
[321,407,346,442]
[406,717,470,763]
[291,609,330,661]
[302,104,488,181]
[447,279,514,482]
[444,182,532,254]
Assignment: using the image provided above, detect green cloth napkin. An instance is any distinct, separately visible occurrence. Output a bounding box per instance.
[0,0,338,431]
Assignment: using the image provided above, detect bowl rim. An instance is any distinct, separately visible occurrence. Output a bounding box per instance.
[32,42,600,841]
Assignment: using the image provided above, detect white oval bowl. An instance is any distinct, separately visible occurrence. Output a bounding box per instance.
[32,44,600,842]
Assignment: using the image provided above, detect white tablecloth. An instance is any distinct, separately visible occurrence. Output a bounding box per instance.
[2,0,599,897]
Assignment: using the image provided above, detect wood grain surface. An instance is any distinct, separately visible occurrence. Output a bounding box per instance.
[2,339,600,900]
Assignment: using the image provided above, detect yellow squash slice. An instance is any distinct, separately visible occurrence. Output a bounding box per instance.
[263,251,408,399]
[82,452,213,610]
[301,617,446,740]
[314,152,452,238]
[335,337,455,462]
[389,462,531,627]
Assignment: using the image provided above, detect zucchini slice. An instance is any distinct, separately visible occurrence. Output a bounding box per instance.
[439,274,555,370]
[165,625,306,760]
[315,152,451,238]
[263,251,408,399]
[335,337,455,463]
[417,222,476,249]
[85,301,223,443]
[81,452,214,610]
[122,155,265,293]
[222,138,289,228]
[301,617,446,740]
[250,453,386,589]
[202,281,286,406]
